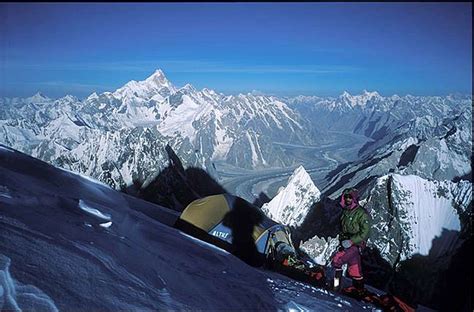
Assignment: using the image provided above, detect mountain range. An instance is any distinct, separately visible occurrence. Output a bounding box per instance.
[1,69,471,309]
[0,70,318,190]
[2,69,470,193]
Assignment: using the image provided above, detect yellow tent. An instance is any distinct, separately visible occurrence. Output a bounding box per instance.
[174,194,295,257]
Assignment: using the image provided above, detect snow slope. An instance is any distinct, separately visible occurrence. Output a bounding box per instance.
[0,144,373,311]
[366,174,471,263]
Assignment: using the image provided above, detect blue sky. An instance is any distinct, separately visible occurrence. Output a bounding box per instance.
[0,3,471,98]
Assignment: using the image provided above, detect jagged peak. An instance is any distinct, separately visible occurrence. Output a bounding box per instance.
[142,69,174,90]
[202,87,217,95]
[25,92,51,103]
[30,92,49,100]
[145,69,167,81]
[87,92,99,100]
[56,94,78,103]
[288,165,320,192]
[340,90,352,98]
[112,69,176,99]
[362,90,381,98]
[261,164,320,228]
[180,83,196,92]
[291,165,309,179]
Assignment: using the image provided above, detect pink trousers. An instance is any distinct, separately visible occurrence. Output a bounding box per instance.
[331,245,362,278]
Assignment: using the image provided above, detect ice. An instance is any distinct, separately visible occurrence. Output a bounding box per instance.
[99,221,113,228]
[78,199,111,221]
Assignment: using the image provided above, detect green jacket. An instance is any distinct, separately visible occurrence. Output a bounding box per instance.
[340,205,370,246]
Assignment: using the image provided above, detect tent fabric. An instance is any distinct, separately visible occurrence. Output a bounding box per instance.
[179,194,230,231]
[177,194,295,257]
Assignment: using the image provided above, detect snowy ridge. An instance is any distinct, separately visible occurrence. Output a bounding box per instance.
[287,92,471,147]
[366,174,471,264]
[157,93,213,141]
[262,166,320,227]
[112,69,177,103]
[339,90,383,110]
[322,102,471,199]
[390,174,468,259]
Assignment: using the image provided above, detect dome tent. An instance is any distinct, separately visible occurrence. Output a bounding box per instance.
[174,194,296,263]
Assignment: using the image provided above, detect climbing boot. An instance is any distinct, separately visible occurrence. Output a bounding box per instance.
[352,277,366,298]
[352,277,364,290]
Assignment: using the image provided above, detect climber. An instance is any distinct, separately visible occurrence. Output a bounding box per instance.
[331,187,370,293]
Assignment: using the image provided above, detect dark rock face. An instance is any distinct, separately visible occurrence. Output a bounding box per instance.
[397,144,420,168]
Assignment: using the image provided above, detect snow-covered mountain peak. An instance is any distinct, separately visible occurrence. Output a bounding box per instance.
[330,90,384,110]
[112,69,177,101]
[150,68,165,77]
[180,83,197,93]
[338,90,382,109]
[341,91,352,98]
[144,69,171,87]
[202,87,219,97]
[362,90,381,100]
[338,91,358,109]
[290,165,313,184]
[261,165,321,227]
[58,94,78,102]
[26,92,51,103]
[87,92,99,100]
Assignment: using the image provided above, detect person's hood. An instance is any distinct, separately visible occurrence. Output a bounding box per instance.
[340,188,359,210]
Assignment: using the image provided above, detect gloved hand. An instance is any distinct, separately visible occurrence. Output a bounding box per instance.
[341,239,353,249]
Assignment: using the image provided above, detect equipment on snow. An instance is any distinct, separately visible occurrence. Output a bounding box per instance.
[333,269,343,291]
[174,193,413,311]
[174,194,296,266]
[341,285,415,312]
